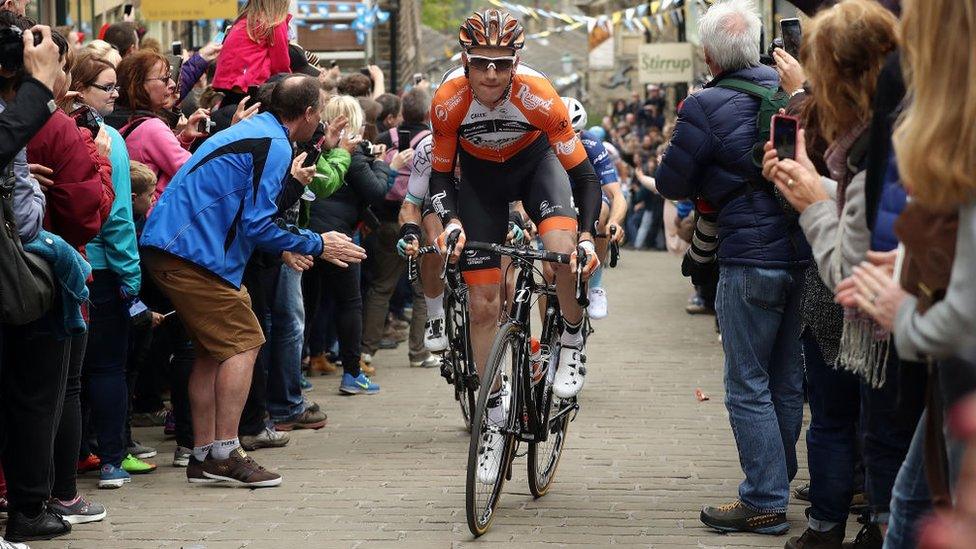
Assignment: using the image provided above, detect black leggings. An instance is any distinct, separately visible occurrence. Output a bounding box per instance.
[52,333,86,500]
[303,259,362,378]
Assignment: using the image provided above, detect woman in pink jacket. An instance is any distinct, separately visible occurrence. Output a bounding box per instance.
[212,0,292,96]
[104,50,210,200]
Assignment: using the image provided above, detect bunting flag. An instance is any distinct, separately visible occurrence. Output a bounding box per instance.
[294,0,389,44]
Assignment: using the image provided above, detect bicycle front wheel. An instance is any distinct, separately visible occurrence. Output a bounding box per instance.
[465,321,520,537]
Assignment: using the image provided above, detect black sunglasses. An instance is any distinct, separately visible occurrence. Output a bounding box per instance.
[467,55,516,72]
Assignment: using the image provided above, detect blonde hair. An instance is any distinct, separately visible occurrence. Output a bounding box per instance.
[801,0,898,142]
[84,40,122,68]
[129,160,158,196]
[323,95,364,138]
[239,0,290,44]
[894,0,976,209]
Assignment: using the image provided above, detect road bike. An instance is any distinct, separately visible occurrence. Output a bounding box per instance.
[436,234,589,537]
[407,245,478,430]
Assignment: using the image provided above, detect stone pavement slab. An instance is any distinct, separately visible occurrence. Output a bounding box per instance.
[21,250,850,548]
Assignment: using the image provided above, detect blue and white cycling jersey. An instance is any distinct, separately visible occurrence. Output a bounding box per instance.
[579,129,619,187]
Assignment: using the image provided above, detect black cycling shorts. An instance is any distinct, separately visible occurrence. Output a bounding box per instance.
[455,136,577,284]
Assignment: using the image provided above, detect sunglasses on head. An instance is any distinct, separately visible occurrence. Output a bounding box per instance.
[467,55,516,72]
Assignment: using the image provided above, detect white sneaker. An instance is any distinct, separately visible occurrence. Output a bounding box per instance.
[361,353,373,365]
[553,345,587,399]
[587,287,608,319]
[410,355,441,368]
[173,446,191,467]
[0,536,29,549]
[477,384,510,485]
[424,313,448,352]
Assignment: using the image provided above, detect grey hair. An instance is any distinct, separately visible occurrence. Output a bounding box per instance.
[698,0,761,73]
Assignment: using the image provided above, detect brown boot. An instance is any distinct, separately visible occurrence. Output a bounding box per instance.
[310,354,338,375]
[360,360,376,377]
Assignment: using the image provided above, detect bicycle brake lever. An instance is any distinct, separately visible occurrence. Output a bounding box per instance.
[575,245,589,307]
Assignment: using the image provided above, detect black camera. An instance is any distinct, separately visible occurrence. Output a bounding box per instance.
[0,25,40,73]
[760,38,783,66]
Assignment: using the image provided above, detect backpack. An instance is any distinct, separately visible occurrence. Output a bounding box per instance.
[714,78,791,167]
[383,128,431,202]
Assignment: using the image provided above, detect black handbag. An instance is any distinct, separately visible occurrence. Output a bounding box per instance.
[0,164,55,325]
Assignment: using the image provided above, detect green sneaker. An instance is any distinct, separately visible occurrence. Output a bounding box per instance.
[121,454,157,475]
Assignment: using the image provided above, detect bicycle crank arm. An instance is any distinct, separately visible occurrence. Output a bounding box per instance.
[548,400,580,425]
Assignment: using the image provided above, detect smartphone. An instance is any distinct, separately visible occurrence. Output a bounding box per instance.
[245,85,260,108]
[772,114,799,160]
[197,117,215,135]
[122,3,133,17]
[70,105,101,136]
[171,41,183,57]
[213,31,225,45]
[397,129,412,152]
[780,18,802,59]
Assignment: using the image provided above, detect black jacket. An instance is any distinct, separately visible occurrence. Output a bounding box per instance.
[0,78,54,168]
[307,142,392,235]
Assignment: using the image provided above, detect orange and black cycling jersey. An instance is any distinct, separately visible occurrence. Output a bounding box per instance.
[430,64,588,171]
[428,64,602,235]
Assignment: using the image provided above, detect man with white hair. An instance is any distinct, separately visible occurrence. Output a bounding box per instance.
[655,0,811,535]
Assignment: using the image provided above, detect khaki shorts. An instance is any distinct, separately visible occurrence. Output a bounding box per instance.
[144,249,265,363]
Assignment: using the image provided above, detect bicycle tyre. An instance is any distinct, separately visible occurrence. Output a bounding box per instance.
[527,345,571,498]
[465,321,520,537]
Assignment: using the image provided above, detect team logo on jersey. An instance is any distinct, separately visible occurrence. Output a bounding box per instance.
[430,190,448,215]
[432,153,452,166]
[554,138,578,156]
[515,84,553,111]
[435,85,469,122]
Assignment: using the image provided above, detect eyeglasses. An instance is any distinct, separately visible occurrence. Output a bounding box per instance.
[467,55,516,72]
[89,82,119,93]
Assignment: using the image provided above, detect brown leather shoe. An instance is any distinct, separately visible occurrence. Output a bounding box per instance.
[274,409,327,431]
[201,448,282,488]
[309,354,338,375]
[186,456,221,484]
[360,360,376,377]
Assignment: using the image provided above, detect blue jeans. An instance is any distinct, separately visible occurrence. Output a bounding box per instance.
[803,330,860,526]
[82,271,130,468]
[716,264,805,513]
[267,265,306,422]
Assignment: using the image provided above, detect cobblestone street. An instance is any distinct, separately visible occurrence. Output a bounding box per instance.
[30,251,827,548]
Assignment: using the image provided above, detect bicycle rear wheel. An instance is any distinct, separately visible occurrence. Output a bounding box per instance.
[527,343,572,498]
[465,321,520,537]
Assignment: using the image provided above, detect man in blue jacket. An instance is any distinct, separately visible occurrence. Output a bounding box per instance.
[655,0,810,535]
[140,75,365,488]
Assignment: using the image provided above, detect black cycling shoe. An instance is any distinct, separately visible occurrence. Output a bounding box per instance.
[5,506,71,542]
[700,500,789,535]
[785,524,845,549]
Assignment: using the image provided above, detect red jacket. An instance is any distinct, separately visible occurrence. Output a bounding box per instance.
[211,15,292,92]
[27,110,113,251]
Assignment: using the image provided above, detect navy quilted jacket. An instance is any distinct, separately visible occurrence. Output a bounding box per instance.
[655,65,810,268]
[870,150,907,252]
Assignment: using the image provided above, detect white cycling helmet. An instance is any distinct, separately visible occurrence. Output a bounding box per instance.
[561,97,588,132]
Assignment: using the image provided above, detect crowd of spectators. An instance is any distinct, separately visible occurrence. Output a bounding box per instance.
[0,0,437,544]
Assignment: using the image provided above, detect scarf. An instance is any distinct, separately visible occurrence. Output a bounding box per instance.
[826,123,890,388]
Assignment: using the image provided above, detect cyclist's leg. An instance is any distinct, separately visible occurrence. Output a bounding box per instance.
[521,152,582,329]
[420,209,448,352]
[456,163,510,379]
[522,151,589,398]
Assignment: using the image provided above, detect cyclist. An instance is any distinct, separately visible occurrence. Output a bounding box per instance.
[396,135,532,355]
[560,97,626,319]
[427,10,602,481]
[396,133,449,352]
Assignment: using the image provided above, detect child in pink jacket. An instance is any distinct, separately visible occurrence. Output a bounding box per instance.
[212,0,292,93]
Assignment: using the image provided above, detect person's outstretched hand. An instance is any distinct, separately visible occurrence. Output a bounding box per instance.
[319,231,367,267]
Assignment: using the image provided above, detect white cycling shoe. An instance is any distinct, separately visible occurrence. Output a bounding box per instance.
[587,287,608,319]
[477,383,510,485]
[553,345,587,399]
[424,313,448,353]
